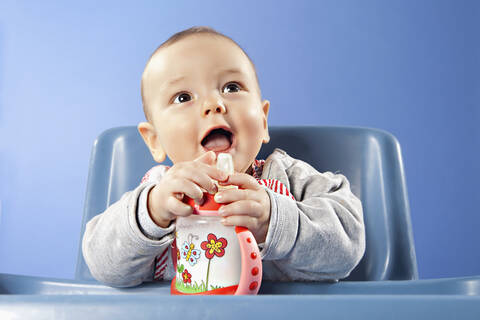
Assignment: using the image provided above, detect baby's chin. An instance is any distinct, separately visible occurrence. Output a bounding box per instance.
[228,145,264,173]
[233,153,257,174]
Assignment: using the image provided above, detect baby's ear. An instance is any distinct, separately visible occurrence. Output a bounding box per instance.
[262,100,270,144]
[138,122,166,163]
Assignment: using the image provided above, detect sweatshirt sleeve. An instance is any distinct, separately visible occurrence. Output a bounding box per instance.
[82,180,175,287]
[260,149,366,281]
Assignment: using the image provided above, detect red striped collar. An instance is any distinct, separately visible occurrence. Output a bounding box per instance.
[251,159,265,180]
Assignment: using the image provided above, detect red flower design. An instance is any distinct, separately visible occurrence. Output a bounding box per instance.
[182,269,192,284]
[200,233,228,259]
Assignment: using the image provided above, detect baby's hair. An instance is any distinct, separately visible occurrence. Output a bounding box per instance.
[141,26,260,121]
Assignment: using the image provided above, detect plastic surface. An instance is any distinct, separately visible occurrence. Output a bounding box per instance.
[76,126,417,282]
[1,274,480,319]
[234,226,262,295]
[2,273,480,296]
[1,294,479,320]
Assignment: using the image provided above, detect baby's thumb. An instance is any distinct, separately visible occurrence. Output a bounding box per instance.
[194,151,216,165]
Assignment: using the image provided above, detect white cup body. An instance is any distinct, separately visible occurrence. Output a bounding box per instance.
[175,215,241,293]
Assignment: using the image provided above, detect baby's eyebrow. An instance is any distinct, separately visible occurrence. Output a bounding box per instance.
[218,68,244,77]
[163,76,186,90]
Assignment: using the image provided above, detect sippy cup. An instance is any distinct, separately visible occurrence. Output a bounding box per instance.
[170,153,262,295]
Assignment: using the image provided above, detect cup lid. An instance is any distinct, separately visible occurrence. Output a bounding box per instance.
[185,193,221,216]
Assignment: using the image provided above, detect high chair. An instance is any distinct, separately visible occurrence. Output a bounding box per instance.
[1,126,478,319]
[76,125,418,282]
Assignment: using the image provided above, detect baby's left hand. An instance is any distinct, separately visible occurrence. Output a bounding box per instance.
[214,173,270,244]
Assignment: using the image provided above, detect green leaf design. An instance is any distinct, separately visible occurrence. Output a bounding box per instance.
[210,285,223,290]
[176,279,208,293]
[177,264,185,273]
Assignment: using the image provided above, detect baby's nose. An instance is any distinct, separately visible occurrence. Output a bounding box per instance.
[203,102,226,116]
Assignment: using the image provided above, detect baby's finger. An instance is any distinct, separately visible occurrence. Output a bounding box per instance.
[173,193,184,200]
[175,167,220,194]
[218,200,263,218]
[168,178,204,203]
[218,172,261,190]
[193,151,216,165]
[196,162,229,182]
[214,188,263,204]
[166,195,193,217]
[221,215,258,230]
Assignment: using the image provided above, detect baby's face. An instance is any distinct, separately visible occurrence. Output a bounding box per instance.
[139,35,270,173]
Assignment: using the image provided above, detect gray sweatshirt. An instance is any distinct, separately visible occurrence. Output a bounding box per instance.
[82,148,365,287]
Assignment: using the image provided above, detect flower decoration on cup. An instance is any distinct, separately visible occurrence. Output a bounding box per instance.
[201,233,228,259]
[182,269,192,284]
[200,233,228,290]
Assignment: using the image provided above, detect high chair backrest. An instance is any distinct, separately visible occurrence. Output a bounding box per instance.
[76,126,418,281]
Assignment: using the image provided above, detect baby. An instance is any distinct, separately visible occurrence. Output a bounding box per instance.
[83,26,365,287]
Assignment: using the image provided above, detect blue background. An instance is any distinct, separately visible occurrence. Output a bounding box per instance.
[0,0,478,280]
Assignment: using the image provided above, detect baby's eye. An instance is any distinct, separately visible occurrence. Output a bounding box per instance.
[173,92,192,104]
[222,82,242,94]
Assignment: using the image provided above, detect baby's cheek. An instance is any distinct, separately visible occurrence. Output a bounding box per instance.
[161,115,199,160]
[234,108,265,172]
[242,107,265,132]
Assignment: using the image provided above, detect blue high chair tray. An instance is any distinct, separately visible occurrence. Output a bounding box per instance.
[1,126,479,319]
[1,273,480,319]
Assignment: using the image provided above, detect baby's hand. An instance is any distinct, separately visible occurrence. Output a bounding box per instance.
[215,173,271,244]
[147,151,228,228]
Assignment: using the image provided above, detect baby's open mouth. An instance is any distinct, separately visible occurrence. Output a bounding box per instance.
[201,128,234,152]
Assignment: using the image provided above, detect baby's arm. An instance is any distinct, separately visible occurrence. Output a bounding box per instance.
[260,151,366,281]
[82,151,227,287]
[82,181,174,287]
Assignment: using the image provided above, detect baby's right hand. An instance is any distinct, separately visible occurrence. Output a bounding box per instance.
[146,151,228,228]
